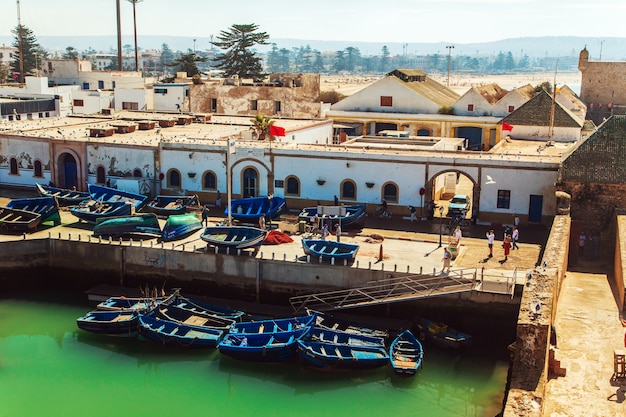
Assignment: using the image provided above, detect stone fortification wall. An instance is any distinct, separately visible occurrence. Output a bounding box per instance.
[614,215,626,313]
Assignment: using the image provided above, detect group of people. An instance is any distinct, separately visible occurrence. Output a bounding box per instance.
[485,224,520,261]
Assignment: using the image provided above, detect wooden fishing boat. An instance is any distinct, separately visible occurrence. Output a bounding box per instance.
[137,314,224,349]
[298,204,367,229]
[228,314,316,335]
[169,294,246,321]
[70,199,132,224]
[306,309,389,338]
[417,318,472,350]
[309,327,385,348]
[200,225,267,250]
[296,340,389,371]
[301,239,359,262]
[87,184,148,212]
[389,330,424,377]
[6,196,61,226]
[93,213,161,238]
[218,328,312,363]
[161,213,202,242]
[35,183,90,206]
[153,303,235,332]
[97,296,164,312]
[142,194,199,217]
[76,309,139,336]
[0,206,42,234]
[225,196,286,221]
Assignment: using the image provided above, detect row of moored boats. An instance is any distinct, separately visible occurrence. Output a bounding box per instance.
[76,290,428,376]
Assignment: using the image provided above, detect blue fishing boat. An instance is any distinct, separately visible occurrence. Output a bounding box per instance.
[218,327,312,362]
[142,195,199,217]
[169,294,246,321]
[417,318,472,350]
[225,196,286,221]
[6,196,61,226]
[296,340,390,371]
[161,213,202,242]
[97,296,164,312]
[154,303,235,332]
[298,204,366,229]
[137,314,224,349]
[307,309,389,339]
[309,327,385,347]
[35,183,90,206]
[389,330,424,377]
[200,225,267,250]
[71,184,148,223]
[301,239,360,262]
[0,206,41,234]
[93,213,161,238]
[228,314,316,335]
[76,309,139,336]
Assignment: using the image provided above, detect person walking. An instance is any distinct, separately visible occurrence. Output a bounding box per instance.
[335,223,341,242]
[486,229,495,257]
[321,224,329,241]
[259,214,266,230]
[453,225,462,244]
[512,226,519,250]
[201,205,209,227]
[503,234,512,261]
[441,247,451,274]
[408,205,417,222]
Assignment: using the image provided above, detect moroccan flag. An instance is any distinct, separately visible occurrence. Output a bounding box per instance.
[502,122,514,131]
[269,125,285,136]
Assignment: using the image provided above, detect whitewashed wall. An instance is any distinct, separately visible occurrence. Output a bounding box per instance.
[72,90,113,114]
[114,88,152,112]
[0,137,51,186]
[87,144,156,179]
[153,84,188,112]
[509,125,581,142]
[454,90,493,116]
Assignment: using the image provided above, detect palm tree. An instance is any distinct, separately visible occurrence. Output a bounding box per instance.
[250,115,276,141]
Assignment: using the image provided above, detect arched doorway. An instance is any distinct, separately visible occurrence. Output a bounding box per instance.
[242,167,259,198]
[58,153,79,189]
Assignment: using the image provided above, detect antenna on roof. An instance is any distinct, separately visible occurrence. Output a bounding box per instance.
[547,57,559,147]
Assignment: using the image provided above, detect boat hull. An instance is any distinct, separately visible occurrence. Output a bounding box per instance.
[70,200,132,224]
[93,213,161,237]
[142,195,199,217]
[301,239,359,261]
[417,318,472,350]
[219,328,312,362]
[76,310,139,336]
[0,206,41,234]
[299,204,366,229]
[7,196,61,226]
[389,330,424,377]
[161,213,202,242]
[228,314,316,335]
[36,183,90,206]
[137,315,224,349]
[296,340,389,371]
[225,196,286,221]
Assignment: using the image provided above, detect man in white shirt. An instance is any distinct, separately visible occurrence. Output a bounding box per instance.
[512,227,519,250]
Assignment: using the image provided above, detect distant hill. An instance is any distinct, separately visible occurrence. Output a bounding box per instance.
[0,35,624,60]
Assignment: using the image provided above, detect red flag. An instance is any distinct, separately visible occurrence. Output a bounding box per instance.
[269,125,285,136]
[502,122,513,131]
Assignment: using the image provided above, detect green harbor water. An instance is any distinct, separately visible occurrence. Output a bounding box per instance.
[0,292,509,417]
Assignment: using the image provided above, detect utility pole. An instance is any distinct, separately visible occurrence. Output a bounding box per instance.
[446,45,455,87]
[116,0,122,70]
[128,0,143,72]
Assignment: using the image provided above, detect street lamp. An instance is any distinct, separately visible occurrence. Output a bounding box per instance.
[446,45,454,87]
[438,205,444,248]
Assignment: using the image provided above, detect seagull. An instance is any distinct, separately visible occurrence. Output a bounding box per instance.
[485,175,496,184]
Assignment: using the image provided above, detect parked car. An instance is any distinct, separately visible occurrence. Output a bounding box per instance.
[448,194,471,216]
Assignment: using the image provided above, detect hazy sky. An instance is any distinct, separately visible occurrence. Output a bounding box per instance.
[2,0,625,44]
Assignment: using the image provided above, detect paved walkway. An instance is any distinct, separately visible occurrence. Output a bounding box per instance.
[542,266,626,417]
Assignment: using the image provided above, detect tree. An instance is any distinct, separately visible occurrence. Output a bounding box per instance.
[62,46,79,60]
[250,114,276,141]
[11,24,45,82]
[166,51,207,77]
[160,43,175,73]
[211,24,269,81]
[380,46,390,72]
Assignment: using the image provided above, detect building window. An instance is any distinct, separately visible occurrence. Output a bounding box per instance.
[98,80,104,89]
[9,158,18,175]
[122,102,138,110]
[285,176,300,196]
[154,88,167,94]
[48,62,52,71]
[467,104,474,111]
[340,180,356,200]
[380,96,393,107]
[167,169,181,188]
[250,100,257,111]
[133,169,142,178]
[96,166,106,184]
[73,99,84,107]
[274,101,282,113]
[210,98,217,112]
[274,180,284,188]
[417,128,431,136]
[82,82,89,90]
[112,81,116,89]
[497,190,511,209]
[203,171,217,190]
[508,105,514,112]
[34,160,43,177]
[383,182,398,203]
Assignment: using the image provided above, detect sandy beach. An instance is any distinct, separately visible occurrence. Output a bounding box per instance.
[322,71,582,96]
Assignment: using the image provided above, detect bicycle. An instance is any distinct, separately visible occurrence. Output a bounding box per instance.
[448,216,470,228]
[375,206,393,218]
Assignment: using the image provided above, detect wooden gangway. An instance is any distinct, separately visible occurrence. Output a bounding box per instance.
[290,268,516,313]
